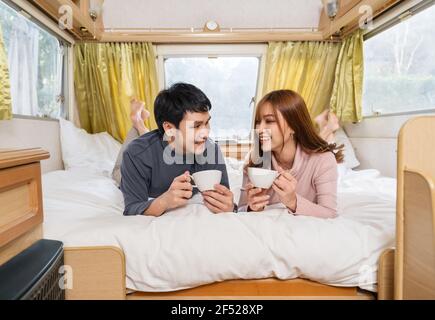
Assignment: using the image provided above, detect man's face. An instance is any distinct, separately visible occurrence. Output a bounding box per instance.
[172,111,211,155]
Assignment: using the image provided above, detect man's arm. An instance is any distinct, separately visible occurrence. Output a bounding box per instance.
[120,151,155,215]
[120,151,193,216]
[142,172,193,216]
[112,128,140,186]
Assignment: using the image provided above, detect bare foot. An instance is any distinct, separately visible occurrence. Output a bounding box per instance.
[314,109,329,130]
[130,98,150,135]
[326,111,339,133]
[316,109,339,143]
[130,98,148,122]
[141,108,150,122]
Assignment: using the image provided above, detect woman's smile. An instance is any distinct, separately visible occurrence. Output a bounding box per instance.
[258,131,271,143]
[259,136,271,143]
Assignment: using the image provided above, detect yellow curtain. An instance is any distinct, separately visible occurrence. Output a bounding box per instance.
[263,41,341,118]
[0,24,12,120]
[74,42,158,142]
[330,30,364,122]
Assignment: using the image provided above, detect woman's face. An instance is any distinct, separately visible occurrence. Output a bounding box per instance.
[255,102,294,152]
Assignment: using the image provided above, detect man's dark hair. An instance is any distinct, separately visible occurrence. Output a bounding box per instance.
[154,83,212,134]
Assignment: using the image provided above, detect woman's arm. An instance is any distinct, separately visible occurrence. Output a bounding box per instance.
[291,157,338,218]
[272,153,338,218]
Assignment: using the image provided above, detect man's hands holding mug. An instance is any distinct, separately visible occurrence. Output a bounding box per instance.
[159,171,235,214]
[202,185,234,213]
[160,171,193,210]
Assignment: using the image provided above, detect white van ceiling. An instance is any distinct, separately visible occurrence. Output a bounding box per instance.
[102,0,323,31]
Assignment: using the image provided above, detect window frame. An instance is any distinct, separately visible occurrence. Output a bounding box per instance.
[361,0,435,118]
[1,0,75,121]
[155,44,267,143]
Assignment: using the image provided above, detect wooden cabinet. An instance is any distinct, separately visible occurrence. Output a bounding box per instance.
[0,148,49,265]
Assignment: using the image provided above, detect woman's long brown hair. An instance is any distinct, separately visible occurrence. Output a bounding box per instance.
[249,89,344,167]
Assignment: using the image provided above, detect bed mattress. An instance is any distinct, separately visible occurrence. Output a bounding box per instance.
[42,162,396,293]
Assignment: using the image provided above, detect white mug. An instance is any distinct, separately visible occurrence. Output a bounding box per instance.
[190,170,222,192]
[247,167,279,189]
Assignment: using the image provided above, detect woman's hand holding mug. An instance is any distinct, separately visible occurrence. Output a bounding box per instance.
[245,183,270,212]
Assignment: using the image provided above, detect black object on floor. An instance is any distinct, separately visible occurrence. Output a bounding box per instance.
[0,239,64,300]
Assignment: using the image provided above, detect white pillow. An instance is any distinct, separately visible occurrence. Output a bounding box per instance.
[334,128,360,169]
[59,118,121,177]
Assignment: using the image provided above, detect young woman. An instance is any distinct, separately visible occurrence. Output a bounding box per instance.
[238,90,343,218]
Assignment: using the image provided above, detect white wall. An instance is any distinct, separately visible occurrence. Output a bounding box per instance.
[102,0,323,30]
[0,117,63,173]
[4,113,433,177]
[344,112,435,178]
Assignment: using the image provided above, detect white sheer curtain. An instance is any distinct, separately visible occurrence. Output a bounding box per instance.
[7,18,39,116]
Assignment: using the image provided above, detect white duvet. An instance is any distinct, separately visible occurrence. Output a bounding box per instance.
[42,162,396,293]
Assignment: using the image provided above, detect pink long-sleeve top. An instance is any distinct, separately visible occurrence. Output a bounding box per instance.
[238,144,338,218]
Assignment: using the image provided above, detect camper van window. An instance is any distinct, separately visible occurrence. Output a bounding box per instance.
[163,55,261,143]
[363,4,435,117]
[0,0,65,119]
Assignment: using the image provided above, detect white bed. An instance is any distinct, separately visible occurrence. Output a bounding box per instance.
[41,119,396,294]
[42,162,395,293]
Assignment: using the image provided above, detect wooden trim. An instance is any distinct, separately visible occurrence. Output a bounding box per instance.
[395,116,435,299]
[318,0,361,32]
[99,31,325,43]
[78,0,88,13]
[79,0,104,37]
[0,148,50,170]
[127,294,374,300]
[30,0,102,40]
[319,0,401,39]
[58,244,389,299]
[128,278,358,298]
[378,248,395,300]
[401,169,435,299]
[341,0,405,38]
[23,0,408,43]
[64,246,126,300]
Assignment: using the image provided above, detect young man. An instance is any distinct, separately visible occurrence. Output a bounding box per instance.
[120,83,236,216]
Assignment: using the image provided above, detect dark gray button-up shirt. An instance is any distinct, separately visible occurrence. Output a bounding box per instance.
[120,129,229,215]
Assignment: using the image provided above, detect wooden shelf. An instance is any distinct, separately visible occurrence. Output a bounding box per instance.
[318,0,402,39]
[30,0,103,40]
[0,148,50,170]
